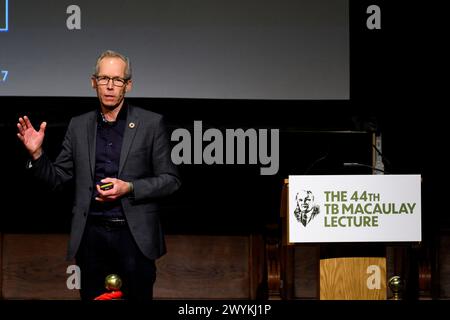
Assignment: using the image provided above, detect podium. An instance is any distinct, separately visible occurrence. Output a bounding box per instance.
[320,257,386,299]
[280,175,421,300]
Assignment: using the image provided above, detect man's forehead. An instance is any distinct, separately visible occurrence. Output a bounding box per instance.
[98,58,126,72]
[99,56,125,65]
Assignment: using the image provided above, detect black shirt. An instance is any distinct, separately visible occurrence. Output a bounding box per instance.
[89,103,128,217]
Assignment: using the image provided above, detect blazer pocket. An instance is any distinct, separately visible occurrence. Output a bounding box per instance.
[130,146,151,156]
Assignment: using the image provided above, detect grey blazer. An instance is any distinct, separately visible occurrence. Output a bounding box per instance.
[29,104,181,260]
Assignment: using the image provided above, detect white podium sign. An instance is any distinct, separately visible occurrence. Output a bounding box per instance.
[288,175,421,243]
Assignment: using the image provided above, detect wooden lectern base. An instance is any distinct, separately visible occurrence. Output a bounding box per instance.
[320,257,386,300]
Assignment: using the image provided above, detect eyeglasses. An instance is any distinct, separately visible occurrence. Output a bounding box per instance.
[94,76,129,87]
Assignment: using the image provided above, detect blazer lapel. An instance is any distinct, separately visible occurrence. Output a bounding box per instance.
[119,106,139,176]
[87,112,97,179]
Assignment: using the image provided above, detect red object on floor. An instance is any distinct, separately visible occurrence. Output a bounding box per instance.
[94,290,123,300]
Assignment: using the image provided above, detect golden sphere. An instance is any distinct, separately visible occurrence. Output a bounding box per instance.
[388,276,403,293]
[105,274,122,291]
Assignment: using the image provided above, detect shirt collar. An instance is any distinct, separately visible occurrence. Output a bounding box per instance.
[97,102,128,126]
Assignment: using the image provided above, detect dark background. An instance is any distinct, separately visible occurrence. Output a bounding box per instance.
[0,0,446,245]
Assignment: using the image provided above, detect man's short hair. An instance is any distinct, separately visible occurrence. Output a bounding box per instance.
[94,50,132,79]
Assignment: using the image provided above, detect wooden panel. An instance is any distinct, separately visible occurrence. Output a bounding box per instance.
[154,235,252,299]
[386,245,410,299]
[439,231,450,298]
[1,234,261,300]
[2,234,79,300]
[294,245,319,299]
[320,257,386,300]
[249,234,265,299]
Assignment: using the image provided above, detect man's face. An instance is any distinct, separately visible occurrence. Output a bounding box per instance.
[297,191,313,213]
[91,57,132,110]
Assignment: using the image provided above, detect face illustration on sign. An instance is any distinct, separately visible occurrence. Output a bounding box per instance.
[294,190,320,227]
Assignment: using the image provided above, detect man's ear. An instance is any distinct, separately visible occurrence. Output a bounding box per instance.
[125,79,133,93]
[91,77,97,89]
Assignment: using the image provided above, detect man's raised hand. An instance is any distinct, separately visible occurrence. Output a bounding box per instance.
[17,116,46,160]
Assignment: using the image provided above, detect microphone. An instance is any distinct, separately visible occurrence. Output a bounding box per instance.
[304,152,329,174]
[343,162,388,174]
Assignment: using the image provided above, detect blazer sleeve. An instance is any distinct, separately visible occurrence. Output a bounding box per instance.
[27,119,74,191]
[132,116,181,201]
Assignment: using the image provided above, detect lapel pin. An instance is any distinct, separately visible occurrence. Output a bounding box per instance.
[129,122,135,129]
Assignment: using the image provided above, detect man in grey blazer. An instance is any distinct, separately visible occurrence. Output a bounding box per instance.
[16,50,181,300]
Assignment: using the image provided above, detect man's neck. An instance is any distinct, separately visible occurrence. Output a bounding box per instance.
[100,101,124,122]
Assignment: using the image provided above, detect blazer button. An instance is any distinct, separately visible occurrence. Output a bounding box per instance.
[83,212,87,217]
